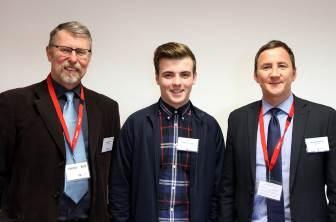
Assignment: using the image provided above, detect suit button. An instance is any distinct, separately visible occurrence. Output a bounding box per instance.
[53,191,60,199]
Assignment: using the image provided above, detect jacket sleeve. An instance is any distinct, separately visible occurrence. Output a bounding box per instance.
[208,120,225,222]
[109,118,134,222]
[0,92,16,210]
[218,114,236,222]
[326,109,336,221]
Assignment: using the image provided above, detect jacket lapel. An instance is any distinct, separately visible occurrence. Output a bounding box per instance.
[290,96,309,192]
[248,101,261,185]
[34,80,66,158]
[84,88,103,164]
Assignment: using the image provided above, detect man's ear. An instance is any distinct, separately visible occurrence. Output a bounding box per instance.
[253,72,259,83]
[46,46,53,62]
[292,69,297,82]
[192,72,197,85]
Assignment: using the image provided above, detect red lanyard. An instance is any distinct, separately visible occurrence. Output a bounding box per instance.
[47,74,85,152]
[259,102,294,172]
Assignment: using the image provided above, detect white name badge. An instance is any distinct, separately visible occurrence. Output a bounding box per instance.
[101,137,114,153]
[305,136,329,153]
[257,181,282,201]
[65,162,90,181]
[177,137,199,152]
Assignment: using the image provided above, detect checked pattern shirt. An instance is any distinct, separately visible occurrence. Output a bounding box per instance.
[158,99,192,222]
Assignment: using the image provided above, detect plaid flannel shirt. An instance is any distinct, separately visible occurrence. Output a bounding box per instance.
[158,99,192,222]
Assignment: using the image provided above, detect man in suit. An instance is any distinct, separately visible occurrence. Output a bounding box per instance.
[219,40,336,222]
[109,42,225,221]
[0,21,120,222]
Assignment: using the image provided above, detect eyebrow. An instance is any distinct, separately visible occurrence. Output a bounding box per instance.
[161,71,175,75]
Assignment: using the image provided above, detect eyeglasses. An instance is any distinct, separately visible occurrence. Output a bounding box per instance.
[49,45,91,58]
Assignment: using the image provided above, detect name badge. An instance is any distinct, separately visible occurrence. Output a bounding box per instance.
[101,137,114,153]
[305,136,329,153]
[65,162,90,181]
[177,137,199,152]
[257,181,282,201]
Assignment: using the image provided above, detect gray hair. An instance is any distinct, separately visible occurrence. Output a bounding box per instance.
[49,21,92,48]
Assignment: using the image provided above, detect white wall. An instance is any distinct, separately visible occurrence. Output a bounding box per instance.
[1,0,335,134]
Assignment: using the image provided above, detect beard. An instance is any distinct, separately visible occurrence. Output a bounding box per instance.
[51,61,86,89]
[59,62,85,85]
[60,70,82,84]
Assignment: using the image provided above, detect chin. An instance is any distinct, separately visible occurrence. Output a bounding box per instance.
[265,87,283,96]
[62,73,82,83]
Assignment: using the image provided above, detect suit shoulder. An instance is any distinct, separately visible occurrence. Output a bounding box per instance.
[0,82,41,98]
[0,81,45,106]
[84,88,119,107]
[297,97,336,113]
[229,101,260,118]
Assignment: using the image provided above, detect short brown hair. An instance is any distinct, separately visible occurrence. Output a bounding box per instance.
[49,21,92,48]
[254,40,296,73]
[153,42,196,74]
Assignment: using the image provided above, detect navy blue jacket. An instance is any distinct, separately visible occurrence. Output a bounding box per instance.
[109,102,225,222]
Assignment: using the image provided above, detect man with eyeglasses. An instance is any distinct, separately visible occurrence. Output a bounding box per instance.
[0,21,120,222]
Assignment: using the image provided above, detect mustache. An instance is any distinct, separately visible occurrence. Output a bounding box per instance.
[63,62,81,71]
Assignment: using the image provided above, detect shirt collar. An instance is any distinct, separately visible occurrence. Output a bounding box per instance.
[262,93,293,115]
[159,98,191,119]
[51,78,81,99]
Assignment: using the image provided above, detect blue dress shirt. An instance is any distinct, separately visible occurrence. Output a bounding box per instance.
[252,94,294,222]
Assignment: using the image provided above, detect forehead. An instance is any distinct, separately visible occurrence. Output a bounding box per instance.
[53,30,91,48]
[158,57,193,72]
[257,47,291,64]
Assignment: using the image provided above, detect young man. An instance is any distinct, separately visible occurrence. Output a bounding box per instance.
[220,40,336,222]
[110,42,225,222]
[0,21,120,222]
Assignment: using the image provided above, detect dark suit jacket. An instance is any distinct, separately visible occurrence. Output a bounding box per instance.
[109,102,225,222]
[0,79,120,222]
[219,96,336,222]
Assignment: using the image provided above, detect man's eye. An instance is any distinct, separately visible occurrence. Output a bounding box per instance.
[181,73,191,78]
[76,50,86,56]
[163,74,173,78]
[61,47,72,53]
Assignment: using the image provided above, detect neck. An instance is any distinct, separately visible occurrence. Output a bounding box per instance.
[160,98,189,110]
[263,92,292,107]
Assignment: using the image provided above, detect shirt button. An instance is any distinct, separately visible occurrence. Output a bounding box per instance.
[167,116,170,120]
[181,117,185,120]
[174,110,178,114]
[173,165,176,168]
[170,208,174,212]
[172,186,175,190]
